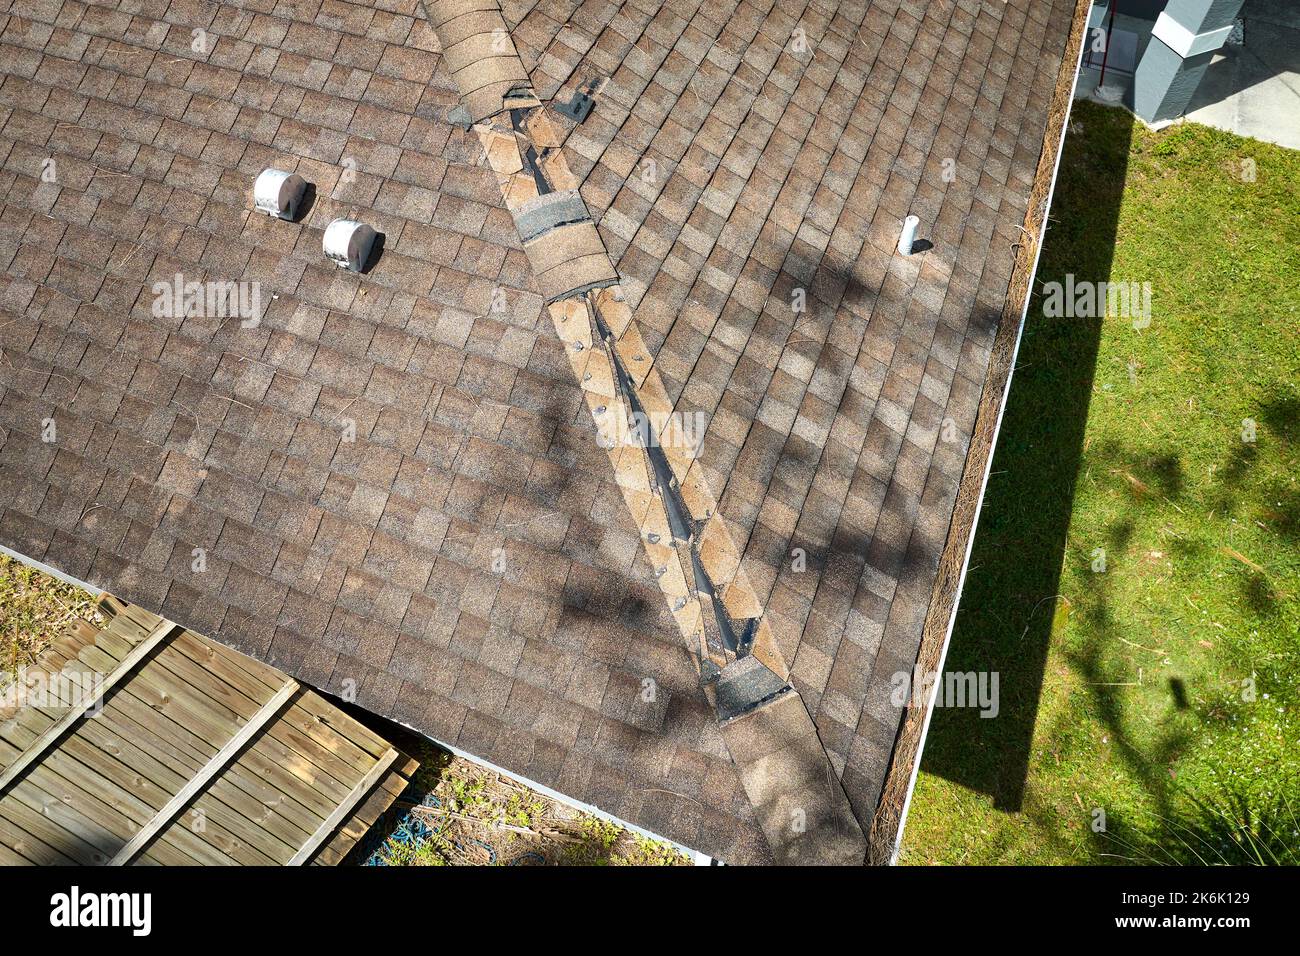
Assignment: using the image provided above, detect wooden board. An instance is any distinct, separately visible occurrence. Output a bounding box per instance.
[0,595,416,866]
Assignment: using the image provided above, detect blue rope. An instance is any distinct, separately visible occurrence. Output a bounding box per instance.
[361,789,444,866]
[361,788,544,866]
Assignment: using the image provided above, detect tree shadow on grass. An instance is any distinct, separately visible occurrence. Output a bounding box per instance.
[917,101,1134,811]
[914,99,1300,862]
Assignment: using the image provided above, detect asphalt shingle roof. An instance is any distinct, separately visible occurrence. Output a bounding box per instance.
[0,0,1078,863]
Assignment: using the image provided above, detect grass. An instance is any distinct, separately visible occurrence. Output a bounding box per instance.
[902,102,1300,864]
[0,554,101,692]
[364,743,692,866]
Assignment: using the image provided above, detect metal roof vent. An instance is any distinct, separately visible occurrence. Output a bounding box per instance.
[323,219,377,272]
[253,168,307,221]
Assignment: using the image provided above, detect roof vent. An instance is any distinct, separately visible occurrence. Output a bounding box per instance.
[898,215,921,256]
[253,169,307,221]
[323,219,377,272]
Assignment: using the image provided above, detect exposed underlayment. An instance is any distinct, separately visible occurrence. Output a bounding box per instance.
[0,0,1080,863]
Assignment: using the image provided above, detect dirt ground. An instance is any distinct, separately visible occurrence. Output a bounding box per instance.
[355,744,692,866]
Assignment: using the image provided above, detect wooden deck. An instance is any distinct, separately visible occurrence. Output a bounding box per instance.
[0,597,416,865]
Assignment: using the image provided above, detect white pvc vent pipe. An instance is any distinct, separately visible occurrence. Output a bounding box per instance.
[323,219,377,272]
[253,168,306,221]
[898,215,921,256]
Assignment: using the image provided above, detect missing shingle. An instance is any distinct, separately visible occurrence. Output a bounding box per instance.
[514,190,592,242]
[510,108,551,195]
[553,76,606,125]
[588,292,760,676]
[714,656,789,721]
[554,90,595,123]
[503,87,541,111]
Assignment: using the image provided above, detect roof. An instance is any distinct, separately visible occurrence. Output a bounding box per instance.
[0,0,1080,863]
[0,595,417,865]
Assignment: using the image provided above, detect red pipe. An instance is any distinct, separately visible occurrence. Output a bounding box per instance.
[1098,0,1119,86]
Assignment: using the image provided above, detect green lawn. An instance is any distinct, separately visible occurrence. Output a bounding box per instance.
[902,102,1300,864]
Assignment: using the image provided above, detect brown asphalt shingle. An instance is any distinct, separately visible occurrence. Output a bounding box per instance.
[503,0,1076,821]
[0,0,1076,862]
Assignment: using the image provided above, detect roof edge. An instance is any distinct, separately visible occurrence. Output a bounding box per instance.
[720,689,866,864]
[0,543,104,596]
[865,0,1096,866]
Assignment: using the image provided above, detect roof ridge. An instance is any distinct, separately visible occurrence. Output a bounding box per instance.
[421,0,865,864]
